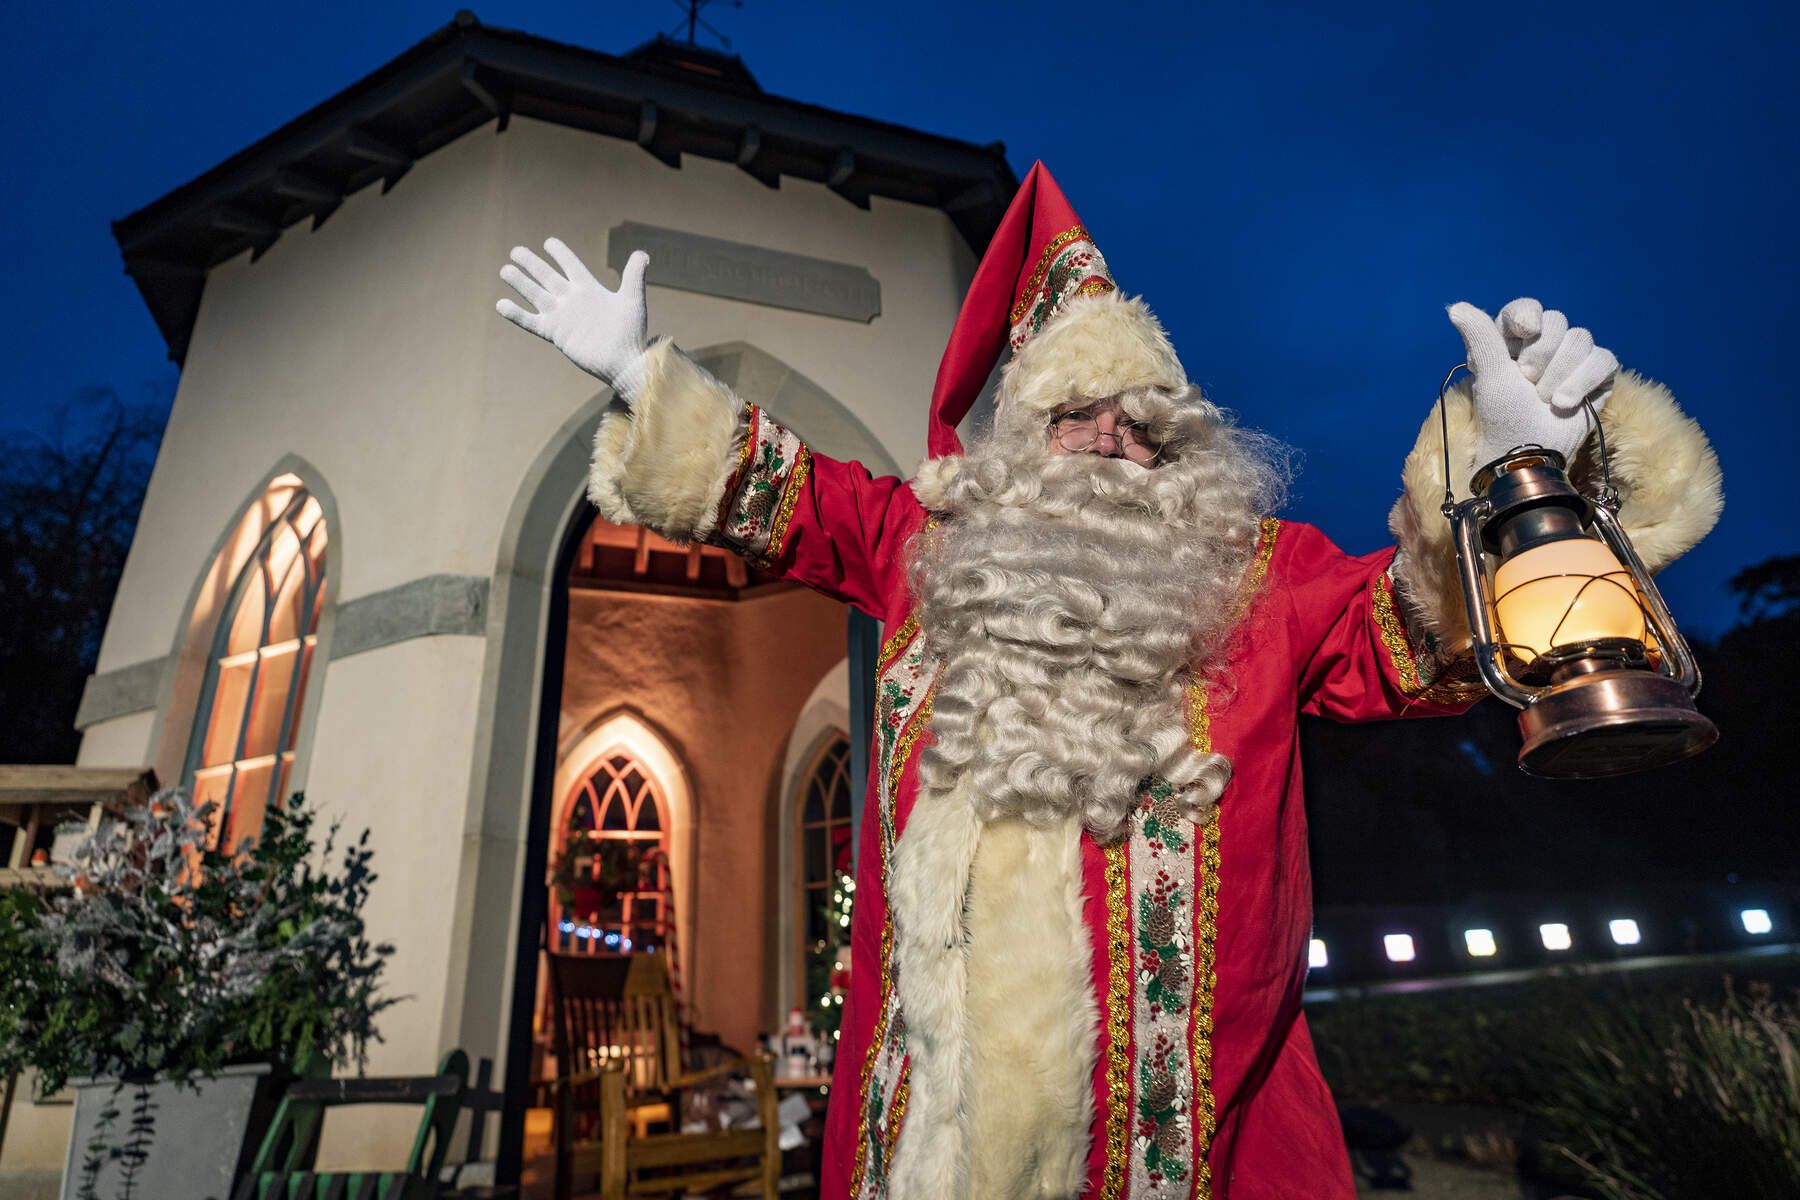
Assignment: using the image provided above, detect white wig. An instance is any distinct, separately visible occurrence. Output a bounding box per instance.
[908,376,1288,844]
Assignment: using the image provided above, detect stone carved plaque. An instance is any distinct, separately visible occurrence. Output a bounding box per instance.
[608,221,881,323]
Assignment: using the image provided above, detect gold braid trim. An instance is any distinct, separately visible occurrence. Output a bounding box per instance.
[1101,842,1132,1200]
[709,403,761,533]
[847,913,895,1199]
[883,1067,911,1163]
[1187,683,1223,1199]
[1226,517,1282,626]
[1370,572,1424,695]
[1370,572,1488,703]
[1009,226,1095,325]
[876,612,920,674]
[886,683,936,804]
[758,445,812,567]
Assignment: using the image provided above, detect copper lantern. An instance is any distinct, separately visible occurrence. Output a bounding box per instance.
[1435,367,1717,778]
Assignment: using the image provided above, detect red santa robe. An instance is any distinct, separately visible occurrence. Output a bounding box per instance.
[585,327,1721,1199]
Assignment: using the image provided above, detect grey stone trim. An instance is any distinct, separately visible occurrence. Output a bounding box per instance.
[609,222,880,323]
[328,574,490,660]
[75,656,169,729]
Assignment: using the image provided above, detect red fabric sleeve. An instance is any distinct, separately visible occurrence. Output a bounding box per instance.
[1274,520,1483,723]
[707,403,927,622]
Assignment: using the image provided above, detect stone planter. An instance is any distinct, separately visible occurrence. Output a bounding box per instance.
[60,1063,281,1200]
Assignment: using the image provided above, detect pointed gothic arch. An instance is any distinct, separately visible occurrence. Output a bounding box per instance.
[450,340,896,1175]
[152,457,342,847]
[551,708,696,968]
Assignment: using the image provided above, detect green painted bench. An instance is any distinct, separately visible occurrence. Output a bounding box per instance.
[231,1049,468,1200]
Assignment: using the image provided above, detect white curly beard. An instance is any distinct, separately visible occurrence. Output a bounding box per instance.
[908,390,1285,844]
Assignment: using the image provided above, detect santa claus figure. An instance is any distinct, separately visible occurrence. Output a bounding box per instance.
[497,164,1721,1199]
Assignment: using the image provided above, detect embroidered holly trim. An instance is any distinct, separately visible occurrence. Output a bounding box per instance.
[710,404,810,567]
[1136,1037,1191,1186]
[1127,774,1198,1198]
[1007,226,1117,350]
[850,609,938,1199]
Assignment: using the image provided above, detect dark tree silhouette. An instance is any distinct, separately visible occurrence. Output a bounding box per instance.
[0,387,167,763]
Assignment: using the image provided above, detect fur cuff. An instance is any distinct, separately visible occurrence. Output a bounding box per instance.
[1387,369,1724,657]
[586,339,746,543]
[1000,291,1187,420]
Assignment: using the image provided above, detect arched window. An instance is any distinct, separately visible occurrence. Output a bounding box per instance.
[184,484,327,852]
[795,735,853,1030]
[552,751,670,956]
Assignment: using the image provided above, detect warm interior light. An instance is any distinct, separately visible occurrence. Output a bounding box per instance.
[1308,938,1329,969]
[1463,928,1497,957]
[1742,908,1773,935]
[1539,922,1573,951]
[1383,934,1416,963]
[1608,918,1641,946]
[1492,536,1644,660]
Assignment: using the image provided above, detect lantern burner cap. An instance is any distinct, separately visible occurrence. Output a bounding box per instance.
[1516,637,1652,686]
[1517,668,1718,779]
[1471,446,1568,495]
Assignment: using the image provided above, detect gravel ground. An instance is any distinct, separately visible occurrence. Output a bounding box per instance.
[1353,1153,1521,1199]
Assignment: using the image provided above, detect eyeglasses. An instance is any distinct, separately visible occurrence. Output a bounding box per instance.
[1048,409,1163,465]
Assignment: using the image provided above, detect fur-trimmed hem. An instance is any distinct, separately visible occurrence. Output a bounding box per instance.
[962,816,1097,1200]
[1000,291,1187,420]
[887,779,982,1200]
[586,339,746,542]
[888,800,1096,1200]
[1387,369,1724,656]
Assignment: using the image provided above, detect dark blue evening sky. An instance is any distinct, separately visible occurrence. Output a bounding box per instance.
[4,1,1794,635]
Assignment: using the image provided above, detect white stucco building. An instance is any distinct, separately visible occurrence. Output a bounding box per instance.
[2,13,1015,1188]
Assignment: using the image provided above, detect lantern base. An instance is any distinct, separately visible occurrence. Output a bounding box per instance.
[1516,668,1718,779]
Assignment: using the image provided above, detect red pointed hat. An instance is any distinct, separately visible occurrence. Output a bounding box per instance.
[924,161,1188,458]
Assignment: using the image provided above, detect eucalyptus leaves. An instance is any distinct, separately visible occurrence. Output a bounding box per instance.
[0,785,398,1097]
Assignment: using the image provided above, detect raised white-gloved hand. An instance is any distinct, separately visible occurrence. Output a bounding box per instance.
[1448,297,1619,468]
[496,238,652,401]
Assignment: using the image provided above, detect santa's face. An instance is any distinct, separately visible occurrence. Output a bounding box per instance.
[1044,397,1162,467]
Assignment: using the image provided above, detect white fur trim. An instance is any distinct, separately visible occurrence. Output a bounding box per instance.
[586,339,746,542]
[1388,369,1724,654]
[963,816,1097,1200]
[999,291,1187,421]
[908,454,961,511]
[887,779,982,1200]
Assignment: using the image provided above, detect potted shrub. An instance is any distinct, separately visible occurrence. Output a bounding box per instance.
[0,784,398,1200]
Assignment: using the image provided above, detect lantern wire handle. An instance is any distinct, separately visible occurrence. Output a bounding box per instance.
[1436,363,1470,516]
[1436,361,1620,515]
[1582,396,1621,513]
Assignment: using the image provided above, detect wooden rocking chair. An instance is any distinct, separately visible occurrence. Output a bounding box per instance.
[547,953,778,1200]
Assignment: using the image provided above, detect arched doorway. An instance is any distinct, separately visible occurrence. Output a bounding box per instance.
[465,344,891,1185]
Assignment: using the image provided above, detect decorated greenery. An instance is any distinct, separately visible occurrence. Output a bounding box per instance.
[805,868,854,1038]
[546,835,646,920]
[0,784,397,1096]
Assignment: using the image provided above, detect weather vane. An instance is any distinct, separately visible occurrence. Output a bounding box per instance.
[668,0,741,49]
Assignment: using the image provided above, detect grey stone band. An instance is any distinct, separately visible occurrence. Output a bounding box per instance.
[609,221,881,323]
[75,656,167,729]
[329,574,489,659]
[74,574,492,729]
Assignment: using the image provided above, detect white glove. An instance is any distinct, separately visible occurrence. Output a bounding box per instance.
[1448,297,1618,468]
[496,239,652,400]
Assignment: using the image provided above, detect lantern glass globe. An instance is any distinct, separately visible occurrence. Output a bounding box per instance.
[1492,537,1644,660]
